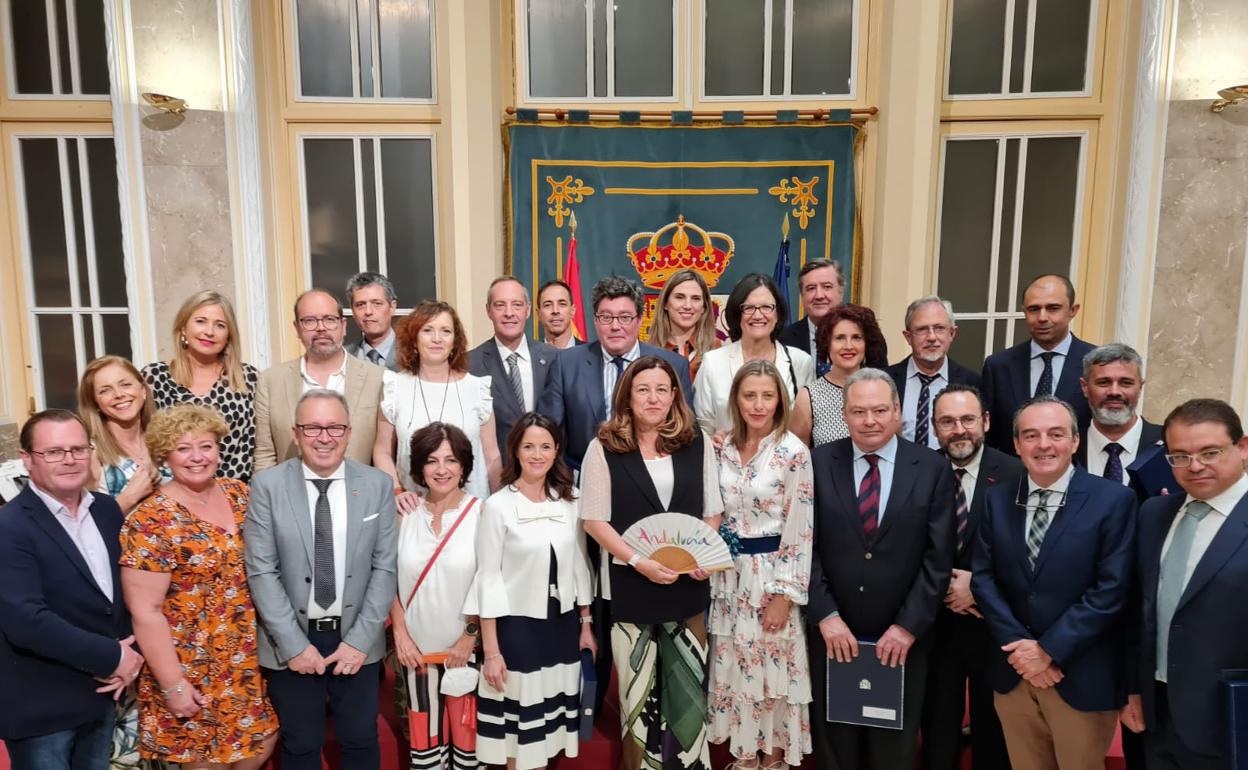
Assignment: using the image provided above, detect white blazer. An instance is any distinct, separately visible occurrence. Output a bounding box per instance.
[692,340,814,435]
[472,486,593,620]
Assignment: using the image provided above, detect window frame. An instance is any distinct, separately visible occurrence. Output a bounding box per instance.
[1,0,111,102]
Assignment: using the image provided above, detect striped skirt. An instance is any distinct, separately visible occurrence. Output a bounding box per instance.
[476,595,582,770]
[405,663,478,770]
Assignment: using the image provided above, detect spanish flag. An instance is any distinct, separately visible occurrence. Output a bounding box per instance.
[566,212,588,341]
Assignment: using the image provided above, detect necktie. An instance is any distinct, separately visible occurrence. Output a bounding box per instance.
[914,372,938,447]
[858,454,881,536]
[1104,442,1125,483]
[506,352,526,409]
[1035,352,1057,397]
[1156,500,1213,677]
[1027,489,1053,569]
[953,467,970,552]
[311,478,336,610]
[606,356,626,418]
[366,348,383,366]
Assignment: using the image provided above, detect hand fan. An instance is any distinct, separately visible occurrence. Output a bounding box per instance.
[620,513,734,573]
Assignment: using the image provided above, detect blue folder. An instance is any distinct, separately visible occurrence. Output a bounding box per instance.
[1222,669,1248,769]
[579,649,597,742]
[824,641,905,730]
[1127,441,1177,498]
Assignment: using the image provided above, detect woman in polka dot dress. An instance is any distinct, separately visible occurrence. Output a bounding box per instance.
[142,291,259,482]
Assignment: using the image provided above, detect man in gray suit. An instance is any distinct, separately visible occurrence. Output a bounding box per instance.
[469,275,558,449]
[344,271,400,371]
[245,388,398,770]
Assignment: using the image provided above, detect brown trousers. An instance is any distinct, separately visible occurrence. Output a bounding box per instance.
[994,681,1119,770]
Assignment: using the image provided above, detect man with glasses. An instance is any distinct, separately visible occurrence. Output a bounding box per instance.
[972,396,1136,770]
[254,289,384,472]
[0,410,143,770]
[344,272,400,371]
[922,384,1022,770]
[887,296,981,450]
[1122,399,1248,770]
[246,388,397,770]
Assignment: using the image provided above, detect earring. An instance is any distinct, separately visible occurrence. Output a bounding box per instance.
[179,333,189,349]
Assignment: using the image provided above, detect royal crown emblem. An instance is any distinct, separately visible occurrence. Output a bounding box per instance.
[627,215,734,290]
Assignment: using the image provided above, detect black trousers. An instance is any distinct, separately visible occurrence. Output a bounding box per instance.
[920,610,1011,770]
[265,628,382,770]
[809,632,928,770]
[1144,683,1227,770]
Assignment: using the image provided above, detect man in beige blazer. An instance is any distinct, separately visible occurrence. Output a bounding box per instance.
[254,289,384,472]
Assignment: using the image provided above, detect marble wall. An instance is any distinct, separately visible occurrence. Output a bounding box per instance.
[1143,0,1248,422]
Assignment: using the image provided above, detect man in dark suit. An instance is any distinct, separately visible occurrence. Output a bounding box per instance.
[539,275,693,470]
[537,279,582,350]
[922,384,1023,770]
[887,295,982,450]
[778,259,888,374]
[981,275,1096,455]
[807,368,957,770]
[972,396,1136,770]
[344,271,400,371]
[470,276,558,449]
[1076,343,1164,489]
[0,410,143,770]
[1121,399,1248,770]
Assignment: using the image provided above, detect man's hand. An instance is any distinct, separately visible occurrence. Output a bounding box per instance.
[877,624,916,668]
[287,644,327,675]
[111,636,144,683]
[323,642,367,675]
[1025,663,1064,689]
[1003,639,1052,679]
[944,569,982,617]
[819,615,858,663]
[1121,694,1145,733]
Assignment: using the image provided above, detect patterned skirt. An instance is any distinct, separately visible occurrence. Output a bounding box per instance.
[405,662,478,770]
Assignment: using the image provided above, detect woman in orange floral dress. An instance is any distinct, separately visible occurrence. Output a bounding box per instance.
[119,404,278,768]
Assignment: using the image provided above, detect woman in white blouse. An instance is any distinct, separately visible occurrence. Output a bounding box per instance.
[389,422,483,770]
[694,274,814,435]
[476,412,594,770]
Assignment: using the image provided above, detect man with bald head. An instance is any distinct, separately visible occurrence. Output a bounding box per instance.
[254,288,384,472]
[981,275,1096,455]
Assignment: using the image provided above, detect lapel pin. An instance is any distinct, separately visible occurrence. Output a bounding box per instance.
[351,490,360,497]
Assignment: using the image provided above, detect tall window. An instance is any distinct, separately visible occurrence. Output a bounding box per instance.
[3,0,110,97]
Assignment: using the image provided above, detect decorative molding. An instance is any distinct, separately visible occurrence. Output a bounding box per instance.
[1233,225,1248,415]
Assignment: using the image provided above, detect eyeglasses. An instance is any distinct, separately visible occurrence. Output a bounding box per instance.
[1165,446,1231,468]
[28,445,94,462]
[594,313,637,327]
[295,424,349,438]
[741,303,777,317]
[297,315,342,331]
[934,415,981,430]
[910,324,951,338]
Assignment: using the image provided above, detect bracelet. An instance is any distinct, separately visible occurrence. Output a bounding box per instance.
[627,553,641,568]
[485,653,502,661]
[393,486,405,496]
[579,616,593,625]
[160,680,186,697]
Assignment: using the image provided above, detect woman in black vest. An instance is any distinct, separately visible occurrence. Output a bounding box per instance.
[582,355,723,770]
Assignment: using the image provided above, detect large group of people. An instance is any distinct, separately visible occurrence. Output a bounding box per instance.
[0,263,1244,770]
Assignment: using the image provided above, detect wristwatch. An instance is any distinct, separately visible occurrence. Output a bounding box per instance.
[464,621,481,638]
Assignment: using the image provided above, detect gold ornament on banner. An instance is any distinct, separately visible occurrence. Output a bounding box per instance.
[769,176,821,230]
[546,175,595,228]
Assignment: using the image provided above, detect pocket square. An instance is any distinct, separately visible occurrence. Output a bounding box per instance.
[362,513,380,522]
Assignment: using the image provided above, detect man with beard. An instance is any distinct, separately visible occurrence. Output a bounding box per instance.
[778,259,889,373]
[1077,344,1163,497]
[921,384,1023,770]
[887,296,981,450]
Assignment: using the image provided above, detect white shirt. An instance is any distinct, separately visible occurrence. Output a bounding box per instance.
[807,317,818,356]
[1029,333,1073,396]
[300,352,348,395]
[495,335,535,411]
[952,445,983,505]
[357,330,396,366]
[852,436,899,525]
[1085,417,1144,483]
[303,462,348,619]
[901,357,949,448]
[547,335,577,350]
[602,340,641,418]
[1024,465,1075,536]
[1159,474,1247,597]
[397,495,481,652]
[30,482,112,599]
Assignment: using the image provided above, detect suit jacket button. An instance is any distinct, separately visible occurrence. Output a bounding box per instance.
[105,607,113,616]
[298,609,306,615]
[859,586,865,592]
[865,553,873,560]
[305,577,312,584]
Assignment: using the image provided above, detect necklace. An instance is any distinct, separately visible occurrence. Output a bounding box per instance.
[415,368,453,424]
[173,481,214,508]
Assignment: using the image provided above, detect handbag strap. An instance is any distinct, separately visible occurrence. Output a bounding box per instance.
[404,496,479,610]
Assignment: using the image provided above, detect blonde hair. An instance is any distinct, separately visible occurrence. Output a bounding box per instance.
[145,404,230,465]
[77,355,155,468]
[728,360,791,449]
[169,291,247,392]
[646,269,718,355]
[596,356,697,455]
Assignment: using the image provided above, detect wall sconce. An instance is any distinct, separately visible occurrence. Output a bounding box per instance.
[141,92,187,115]
[1210,85,1248,113]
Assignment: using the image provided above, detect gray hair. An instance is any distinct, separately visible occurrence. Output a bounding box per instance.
[295,388,350,420]
[903,295,956,331]
[1011,395,1078,438]
[345,271,397,304]
[843,367,899,404]
[1081,343,1144,379]
[590,275,644,315]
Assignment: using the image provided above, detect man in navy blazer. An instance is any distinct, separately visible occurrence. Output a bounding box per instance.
[972,396,1136,770]
[0,410,143,770]
[1121,399,1248,770]
[981,275,1096,455]
[777,259,889,372]
[539,275,692,470]
[1075,344,1166,497]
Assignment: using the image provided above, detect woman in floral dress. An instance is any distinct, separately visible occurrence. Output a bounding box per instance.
[708,360,815,770]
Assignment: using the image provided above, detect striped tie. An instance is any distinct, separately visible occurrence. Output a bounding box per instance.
[914,372,937,447]
[953,467,970,552]
[858,454,881,536]
[1027,490,1052,569]
[506,352,526,409]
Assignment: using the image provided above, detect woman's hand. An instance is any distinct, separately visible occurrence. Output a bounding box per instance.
[395,490,423,515]
[122,464,157,501]
[164,681,208,719]
[635,558,679,585]
[482,654,507,691]
[688,567,712,581]
[578,622,598,661]
[393,629,425,672]
[761,594,792,633]
[445,633,476,669]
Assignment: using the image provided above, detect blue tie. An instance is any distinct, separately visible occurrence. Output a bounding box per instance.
[1156,501,1213,679]
[1035,352,1057,397]
[1104,443,1124,483]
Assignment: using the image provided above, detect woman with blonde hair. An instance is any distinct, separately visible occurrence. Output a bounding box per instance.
[708,360,814,770]
[646,268,720,381]
[142,291,259,481]
[78,355,163,513]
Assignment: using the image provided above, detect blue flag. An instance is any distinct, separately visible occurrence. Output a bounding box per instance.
[773,235,791,312]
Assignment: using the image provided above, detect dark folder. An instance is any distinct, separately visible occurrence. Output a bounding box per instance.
[1222,669,1248,770]
[825,641,905,730]
[1127,441,1176,498]
[579,649,597,742]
